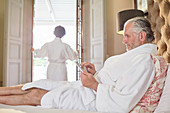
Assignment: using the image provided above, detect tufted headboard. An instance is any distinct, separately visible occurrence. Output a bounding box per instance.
[148,0,170,64]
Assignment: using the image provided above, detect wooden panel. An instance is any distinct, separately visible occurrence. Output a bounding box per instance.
[93,1,101,39]
[10,1,22,39]
[3,0,23,86]
[92,42,102,59]
[9,42,21,60]
[8,63,20,86]
[90,0,105,71]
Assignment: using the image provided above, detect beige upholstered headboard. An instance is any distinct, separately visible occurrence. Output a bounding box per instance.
[148,0,170,63]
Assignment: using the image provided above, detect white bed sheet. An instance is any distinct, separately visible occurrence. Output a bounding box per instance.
[0,67,169,113]
[0,104,100,113]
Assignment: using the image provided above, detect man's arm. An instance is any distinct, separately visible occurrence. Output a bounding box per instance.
[80,70,99,92]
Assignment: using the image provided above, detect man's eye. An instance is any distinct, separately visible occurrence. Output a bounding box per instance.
[126,35,130,38]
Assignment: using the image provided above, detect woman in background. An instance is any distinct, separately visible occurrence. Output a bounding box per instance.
[32,25,77,81]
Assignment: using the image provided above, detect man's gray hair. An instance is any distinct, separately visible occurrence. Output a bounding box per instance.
[124,17,155,42]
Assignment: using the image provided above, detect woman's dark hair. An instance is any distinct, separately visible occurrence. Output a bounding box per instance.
[54,25,66,38]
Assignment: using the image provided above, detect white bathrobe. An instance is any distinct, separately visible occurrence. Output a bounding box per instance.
[34,37,77,81]
[23,44,157,113]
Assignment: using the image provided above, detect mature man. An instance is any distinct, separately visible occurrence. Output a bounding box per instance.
[0,17,166,113]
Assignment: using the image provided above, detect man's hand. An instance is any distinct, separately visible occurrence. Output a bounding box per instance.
[80,70,98,92]
[81,62,96,75]
[31,48,34,52]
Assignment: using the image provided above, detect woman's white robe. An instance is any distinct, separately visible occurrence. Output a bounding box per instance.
[23,44,157,113]
[34,37,77,81]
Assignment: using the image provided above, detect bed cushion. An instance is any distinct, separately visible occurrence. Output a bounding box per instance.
[130,55,168,113]
[154,65,170,113]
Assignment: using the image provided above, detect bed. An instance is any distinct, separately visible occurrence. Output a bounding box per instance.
[0,65,169,113]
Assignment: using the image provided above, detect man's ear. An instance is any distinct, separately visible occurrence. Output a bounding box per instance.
[139,31,146,42]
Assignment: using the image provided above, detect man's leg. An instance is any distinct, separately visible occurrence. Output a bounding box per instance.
[0,88,48,106]
[0,85,29,96]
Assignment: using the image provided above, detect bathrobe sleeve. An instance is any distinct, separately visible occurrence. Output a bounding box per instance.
[96,55,155,113]
[34,43,48,58]
[64,44,78,60]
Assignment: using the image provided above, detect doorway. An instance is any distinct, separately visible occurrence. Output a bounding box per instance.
[32,0,77,81]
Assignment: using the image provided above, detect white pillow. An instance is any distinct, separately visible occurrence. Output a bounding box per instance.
[154,65,170,113]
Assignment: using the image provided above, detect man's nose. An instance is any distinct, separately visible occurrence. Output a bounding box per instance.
[122,37,127,44]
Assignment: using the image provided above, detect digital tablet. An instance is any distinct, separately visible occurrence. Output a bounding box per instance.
[75,61,83,72]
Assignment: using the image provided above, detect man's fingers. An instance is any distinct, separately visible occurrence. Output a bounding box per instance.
[81,70,92,78]
[81,62,88,66]
[81,70,88,75]
[81,62,92,67]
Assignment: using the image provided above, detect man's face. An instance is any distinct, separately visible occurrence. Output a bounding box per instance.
[123,23,142,51]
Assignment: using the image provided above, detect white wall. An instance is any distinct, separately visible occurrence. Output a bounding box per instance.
[106,0,133,57]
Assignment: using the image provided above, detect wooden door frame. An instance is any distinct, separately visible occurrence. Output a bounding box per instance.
[30,0,34,82]
[76,0,83,80]
[31,0,81,81]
